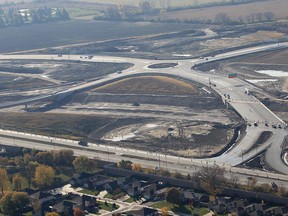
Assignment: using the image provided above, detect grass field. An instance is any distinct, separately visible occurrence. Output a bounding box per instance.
[93,76,199,95]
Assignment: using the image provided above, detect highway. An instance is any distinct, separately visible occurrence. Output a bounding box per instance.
[0,42,288,178]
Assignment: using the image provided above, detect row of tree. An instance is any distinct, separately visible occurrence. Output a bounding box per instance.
[215,11,275,25]
[0,6,69,28]
[0,148,99,215]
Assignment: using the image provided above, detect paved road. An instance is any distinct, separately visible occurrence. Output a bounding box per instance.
[0,42,287,175]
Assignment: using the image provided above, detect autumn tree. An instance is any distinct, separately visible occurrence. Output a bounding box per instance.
[45,212,59,216]
[74,207,85,216]
[277,186,287,197]
[166,187,181,206]
[14,156,24,167]
[34,165,55,188]
[0,192,30,215]
[13,174,26,191]
[161,207,168,216]
[131,163,142,172]
[0,157,8,168]
[195,165,226,198]
[23,153,33,165]
[0,168,10,194]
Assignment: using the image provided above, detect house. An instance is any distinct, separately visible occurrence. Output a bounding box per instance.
[117,176,135,190]
[127,180,141,197]
[265,206,284,216]
[83,175,112,190]
[44,193,97,216]
[69,172,95,187]
[125,206,159,216]
[244,203,264,216]
[104,180,118,193]
[82,194,97,208]
[30,191,53,205]
[142,183,157,200]
[226,200,245,215]
[208,200,227,215]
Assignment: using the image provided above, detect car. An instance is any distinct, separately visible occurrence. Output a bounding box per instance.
[254,122,258,126]
[278,124,282,129]
[78,140,88,146]
[272,124,277,129]
[265,122,269,127]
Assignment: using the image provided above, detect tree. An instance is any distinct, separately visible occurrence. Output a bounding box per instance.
[195,165,226,198]
[161,207,168,216]
[0,168,9,194]
[45,212,59,216]
[74,207,85,216]
[52,149,74,166]
[118,160,132,170]
[0,192,30,215]
[259,183,271,193]
[23,153,33,165]
[215,12,231,25]
[105,5,122,20]
[34,165,55,188]
[35,151,53,165]
[25,161,38,188]
[247,177,257,190]
[0,157,8,168]
[14,156,24,167]
[13,174,25,191]
[73,156,90,173]
[264,11,275,21]
[166,187,181,206]
[131,163,142,172]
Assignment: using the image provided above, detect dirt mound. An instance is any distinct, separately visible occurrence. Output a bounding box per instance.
[93,76,199,95]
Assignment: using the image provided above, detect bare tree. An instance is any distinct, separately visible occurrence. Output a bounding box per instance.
[247,177,257,190]
[256,12,263,22]
[264,11,275,21]
[215,13,231,25]
[229,174,239,188]
[195,165,226,197]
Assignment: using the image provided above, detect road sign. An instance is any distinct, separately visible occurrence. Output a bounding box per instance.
[228,73,237,78]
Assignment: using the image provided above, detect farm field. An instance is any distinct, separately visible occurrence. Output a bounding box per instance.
[67,0,233,8]
[0,20,194,53]
[159,0,288,21]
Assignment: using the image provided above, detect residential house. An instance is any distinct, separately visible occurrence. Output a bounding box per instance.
[125,206,159,216]
[244,203,264,216]
[104,180,118,193]
[142,183,157,200]
[127,180,141,197]
[83,175,112,190]
[226,200,245,215]
[69,172,95,187]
